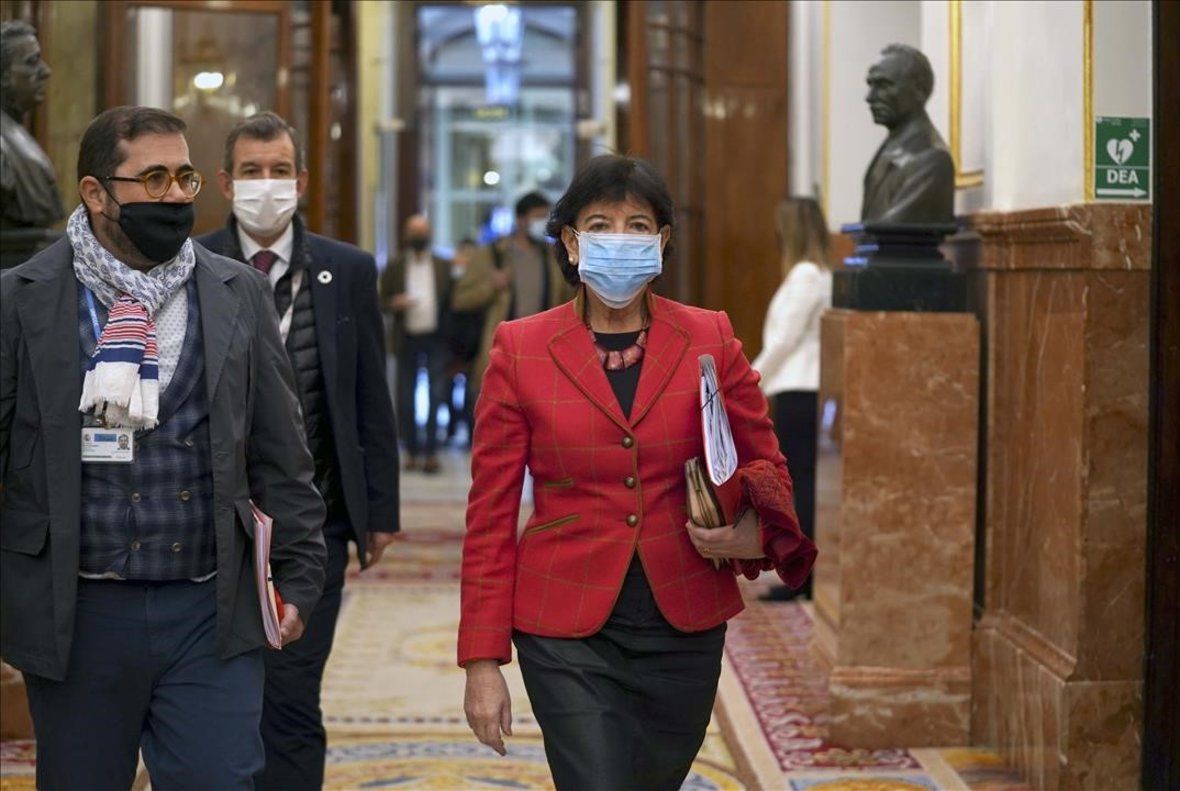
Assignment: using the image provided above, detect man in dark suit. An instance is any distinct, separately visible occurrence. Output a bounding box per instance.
[0,106,326,789]
[196,111,400,790]
[861,43,954,223]
[378,214,452,474]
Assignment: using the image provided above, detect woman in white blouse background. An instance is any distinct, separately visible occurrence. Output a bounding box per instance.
[751,197,833,601]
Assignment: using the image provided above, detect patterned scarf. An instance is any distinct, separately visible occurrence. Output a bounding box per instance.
[68,205,195,430]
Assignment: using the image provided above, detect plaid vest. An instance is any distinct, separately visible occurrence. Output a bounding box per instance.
[76,279,217,580]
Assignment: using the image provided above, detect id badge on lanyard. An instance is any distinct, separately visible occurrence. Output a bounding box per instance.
[80,287,134,463]
[81,424,135,463]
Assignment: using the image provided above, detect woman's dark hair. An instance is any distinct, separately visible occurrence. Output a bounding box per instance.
[546,155,676,286]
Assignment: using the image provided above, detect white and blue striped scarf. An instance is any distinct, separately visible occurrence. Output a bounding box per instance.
[67,205,194,430]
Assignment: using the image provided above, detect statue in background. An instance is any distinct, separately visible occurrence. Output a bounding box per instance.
[861,44,954,223]
[1,20,64,267]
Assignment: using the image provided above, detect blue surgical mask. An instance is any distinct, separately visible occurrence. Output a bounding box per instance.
[575,231,663,309]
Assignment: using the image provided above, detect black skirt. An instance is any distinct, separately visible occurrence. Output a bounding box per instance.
[513,558,726,791]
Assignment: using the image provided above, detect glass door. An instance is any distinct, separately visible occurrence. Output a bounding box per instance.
[103,0,290,236]
[416,4,579,253]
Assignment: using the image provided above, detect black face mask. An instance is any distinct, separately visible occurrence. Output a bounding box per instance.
[407,236,430,253]
[106,200,195,263]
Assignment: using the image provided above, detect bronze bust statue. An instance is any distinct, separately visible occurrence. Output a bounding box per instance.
[861,44,954,223]
[1,20,64,265]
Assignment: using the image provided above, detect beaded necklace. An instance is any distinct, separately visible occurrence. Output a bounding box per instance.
[580,286,651,370]
[590,326,649,371]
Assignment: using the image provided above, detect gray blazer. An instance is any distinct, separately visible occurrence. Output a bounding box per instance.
[0,238,327,681]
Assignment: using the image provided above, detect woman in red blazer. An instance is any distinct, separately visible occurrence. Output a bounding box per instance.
[459,155,816,790]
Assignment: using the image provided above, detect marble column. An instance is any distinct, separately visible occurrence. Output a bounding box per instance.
[948,204,1150,790]
[813,309,980,748]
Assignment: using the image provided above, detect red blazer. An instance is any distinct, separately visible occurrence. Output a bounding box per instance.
[458,294,812,666]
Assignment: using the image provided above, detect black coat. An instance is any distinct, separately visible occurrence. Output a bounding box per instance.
[196,220,400,562]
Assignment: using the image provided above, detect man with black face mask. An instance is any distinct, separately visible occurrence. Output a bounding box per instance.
[0,105,327,789]
[379,213,452,474]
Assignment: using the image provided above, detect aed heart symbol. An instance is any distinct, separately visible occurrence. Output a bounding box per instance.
[1106,137,1134,165]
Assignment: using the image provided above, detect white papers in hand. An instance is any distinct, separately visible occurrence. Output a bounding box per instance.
[252,503,283,650]
[699,354,737,486]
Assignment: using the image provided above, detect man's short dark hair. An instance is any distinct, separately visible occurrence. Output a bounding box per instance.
[880,44,934,102]
[223,111,305,172]
[0,20,36,76]
[545,155,676,287]
[77,106,187,183]
[515,191,550,218]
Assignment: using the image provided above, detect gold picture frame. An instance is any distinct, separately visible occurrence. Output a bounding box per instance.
[949,0,983,189]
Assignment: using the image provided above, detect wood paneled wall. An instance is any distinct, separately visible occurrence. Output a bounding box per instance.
[701,2,789,357]
[624,0,790,357]
[622,1,706,309]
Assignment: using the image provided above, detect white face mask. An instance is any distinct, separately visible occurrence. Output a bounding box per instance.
[232,179,298,236]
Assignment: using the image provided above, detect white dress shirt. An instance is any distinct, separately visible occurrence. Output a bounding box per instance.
[404,251,439,335]
[751,261,833,395]
[153,287,188,393]
[237,222,295,287]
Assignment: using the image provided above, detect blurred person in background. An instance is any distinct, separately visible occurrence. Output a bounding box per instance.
[452,191,574,394]
[379,214,452,474]
[751,196,833,603]
[197,110,400,790]
[445,237,481,446]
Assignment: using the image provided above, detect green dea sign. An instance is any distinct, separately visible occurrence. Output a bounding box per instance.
[1095,116,1150,200]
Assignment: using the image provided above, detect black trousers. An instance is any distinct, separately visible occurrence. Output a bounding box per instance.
[774,390,818,595]
[396,331,449,458]
[24,579,264,791]
[514,560,725,791]
[255,525,351,791]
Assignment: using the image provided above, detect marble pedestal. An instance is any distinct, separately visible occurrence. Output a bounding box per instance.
[948,204,1150,789]
[812,309,980,748]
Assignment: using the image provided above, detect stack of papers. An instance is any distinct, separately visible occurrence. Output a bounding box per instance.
[685,355,741,569]
[699,354,737,486]
[251,503,285,650]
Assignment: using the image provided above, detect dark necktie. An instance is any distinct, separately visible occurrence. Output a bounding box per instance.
[251,249,278,275]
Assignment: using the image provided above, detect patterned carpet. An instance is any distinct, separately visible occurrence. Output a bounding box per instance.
[321,501,747,790]
[318,492,1028,790]
[1,459,1029,790]
[714,593,1030,791]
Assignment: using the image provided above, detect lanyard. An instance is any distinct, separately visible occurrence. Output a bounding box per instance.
[83,287,102,341]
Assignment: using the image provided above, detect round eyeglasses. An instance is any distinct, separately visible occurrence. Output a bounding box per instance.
[103,169,204,199]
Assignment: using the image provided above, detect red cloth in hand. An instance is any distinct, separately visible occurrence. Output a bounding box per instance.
[729,459,818,589]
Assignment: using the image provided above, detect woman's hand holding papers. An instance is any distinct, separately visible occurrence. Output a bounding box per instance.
[685,509,765,561]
